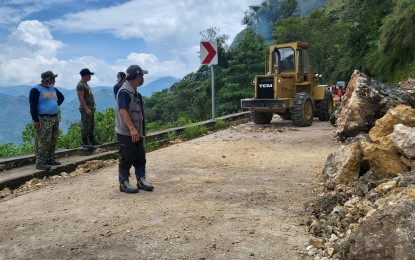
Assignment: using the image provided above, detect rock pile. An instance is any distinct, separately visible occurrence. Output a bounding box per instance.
[306,71,415,259]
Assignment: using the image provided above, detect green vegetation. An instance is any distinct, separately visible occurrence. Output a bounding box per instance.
[166,131,178,142]
[214,119,228,130]
[1,0,413,158]
[183,125,209,139]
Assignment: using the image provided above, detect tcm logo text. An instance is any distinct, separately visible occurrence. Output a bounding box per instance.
[259,84,273,88]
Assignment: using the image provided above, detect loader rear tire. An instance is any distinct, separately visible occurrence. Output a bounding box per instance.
[251,111,273,124]
[290,92,314,127]
[315,92,334,121]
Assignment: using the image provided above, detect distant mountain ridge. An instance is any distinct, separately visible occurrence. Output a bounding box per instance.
[0,76,180,145]
[0,76,179,98]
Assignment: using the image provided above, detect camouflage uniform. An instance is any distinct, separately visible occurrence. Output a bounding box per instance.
[79,107,95,139]
[29,70,64,170]
[37,115,59,164]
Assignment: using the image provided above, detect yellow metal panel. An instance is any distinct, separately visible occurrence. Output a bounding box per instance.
[276,75,295,98]
[294,82,311,95]
[313,85,326,101]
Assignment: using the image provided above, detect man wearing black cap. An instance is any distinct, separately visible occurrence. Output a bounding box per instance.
[29,71,65,170]
[115,65,154,193]
[113,71,126,99]
[77,68,102,148]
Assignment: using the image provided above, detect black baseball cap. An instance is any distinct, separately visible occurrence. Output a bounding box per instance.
[80,68,95,76]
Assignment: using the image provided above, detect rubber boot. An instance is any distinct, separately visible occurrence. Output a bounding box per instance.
[119,170,138,193]
[119,170,131,184]
[135,166,154,191]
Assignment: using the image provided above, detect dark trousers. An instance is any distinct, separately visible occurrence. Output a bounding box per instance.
[117,133,146,183]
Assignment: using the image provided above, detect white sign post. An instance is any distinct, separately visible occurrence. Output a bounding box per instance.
[200,41,218,120]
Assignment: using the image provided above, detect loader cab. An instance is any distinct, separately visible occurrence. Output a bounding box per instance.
[273,47,295,72]
[272,47,295,73]
[270,43,311,82]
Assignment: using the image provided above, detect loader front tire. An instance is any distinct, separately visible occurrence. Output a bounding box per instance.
[251,111,273,124]
[290,92,314,126]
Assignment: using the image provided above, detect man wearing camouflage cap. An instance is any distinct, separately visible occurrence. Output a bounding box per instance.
[29,71,65,170]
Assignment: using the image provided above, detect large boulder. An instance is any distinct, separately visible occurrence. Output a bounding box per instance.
[335,71,415,141]
[361,142,409,178]
[322,143,362,189]
[369,104,415,141]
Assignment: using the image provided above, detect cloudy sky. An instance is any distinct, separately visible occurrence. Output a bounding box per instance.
[0,0,262,89]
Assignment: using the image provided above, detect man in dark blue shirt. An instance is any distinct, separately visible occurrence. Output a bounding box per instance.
[29,71,64,170]
[115,65,154,193]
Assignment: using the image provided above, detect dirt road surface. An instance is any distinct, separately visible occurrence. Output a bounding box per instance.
[0,117,340,260]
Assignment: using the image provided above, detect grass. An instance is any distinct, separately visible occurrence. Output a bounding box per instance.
[166,131,178,142]
[214,119,228,130]
[183,125,208,139]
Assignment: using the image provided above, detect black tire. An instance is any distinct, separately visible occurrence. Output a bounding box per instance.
[251,111,273,124]
[290,92,314,126]
[278,109,291,120]
[315,91,334,121]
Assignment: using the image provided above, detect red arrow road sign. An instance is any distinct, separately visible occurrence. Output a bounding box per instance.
[200,41,218,65]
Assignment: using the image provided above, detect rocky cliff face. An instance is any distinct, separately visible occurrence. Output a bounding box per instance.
[307,72,415,259]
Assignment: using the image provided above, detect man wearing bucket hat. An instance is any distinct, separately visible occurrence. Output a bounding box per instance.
[76,68,102,149]
[29,71,65,170]
[115,65,154,193]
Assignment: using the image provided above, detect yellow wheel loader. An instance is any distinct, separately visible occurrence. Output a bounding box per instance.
[241,42,333,126]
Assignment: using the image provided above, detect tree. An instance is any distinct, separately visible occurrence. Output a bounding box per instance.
[242,0,299,41]
[217,29,267,115]
[273,9,349,82]
[337,0,394,79]
[365,0,415,81]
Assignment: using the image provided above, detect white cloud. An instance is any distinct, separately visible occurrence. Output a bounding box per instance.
[0,6,22,25]
[114,53,188,81]
[6,20,63,59]
[0,20,188,89]
[47,1,258,46]
[0,0,262,89]
[0,0,71,25]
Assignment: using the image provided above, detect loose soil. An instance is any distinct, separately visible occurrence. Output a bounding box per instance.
[0,117,340,260]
